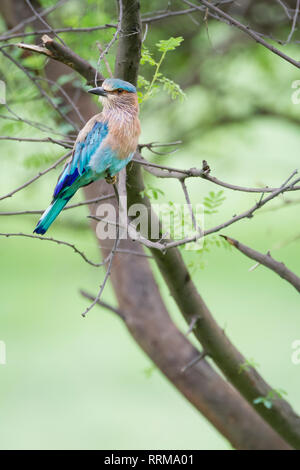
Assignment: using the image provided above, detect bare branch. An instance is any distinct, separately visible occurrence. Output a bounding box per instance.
[0,106,75,138]
[80,290,125,319]
[0,232,105,267]
[181,350,207,373]
[136,155,300,193]
[0,135,73,148]
[0,152,71,202]
[4,0,69,36]
[221,235,300,294]
[164,171,300,250]
[94,0,123,86]
[0,25,116,42]
[115,248,153,259]
[17,34,103,85]
[276,0,292,19]
[82,185,120,316]
[182,0,300,70]
[180,179,199,231]
[35,76,85,124]
[96,42,113,78]
[287,0,300,43]
[24,0,67,46]
[0,194,115,216]
[0,5,211,42]
[0,47,79,130]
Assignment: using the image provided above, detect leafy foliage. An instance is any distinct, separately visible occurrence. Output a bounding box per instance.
[238,358,260,374]
[186,235,232,272]
[143,364,157,379]
[204,191,226,215]
[138,37,186,104]
[156,37,185,52]
[141,186,229,270]
[253,389,288,410]
[139,185,165,200]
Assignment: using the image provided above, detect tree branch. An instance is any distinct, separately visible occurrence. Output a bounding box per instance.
[136,155,300,193]
[0,152,71,202]
[182,0,300,70]
[0,232,105,267]
[17,34,101,85]
[0,194,115,216]
[221,235,300,294]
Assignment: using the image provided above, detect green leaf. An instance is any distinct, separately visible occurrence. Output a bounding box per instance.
[156,37,184,52]
[238,358,260,374]
[157,77,186,101]
[143,364,157,378]
[141,48,157,66]
[138,75,150,89]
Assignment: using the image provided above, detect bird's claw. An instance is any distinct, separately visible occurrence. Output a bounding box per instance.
[105,175,117,184]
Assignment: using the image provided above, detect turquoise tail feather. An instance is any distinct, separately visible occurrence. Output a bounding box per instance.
[33,195,72,235]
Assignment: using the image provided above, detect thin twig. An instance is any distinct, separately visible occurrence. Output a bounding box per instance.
[221,235,300,294]
[96,42,113,78]
[0,25,116,42]
[115,248,153,258]
[276,0,292,19]
[0,7,202,42]
[0,232,107,267]
[181,351,207,373]
[287,0,300,43]
[0,194,115,216]
[182,0,300,70]
[25,0,67,46]
[180,178,198,231]
[17,34,103,86]
[80,290,126,319]
[0,152,71,202]
[163,171,300,250]
[0,135,73,148]
[0,106,75,138]
[94,0,123,85]
[185,315,200,336]
[0,47,79,130]
[136,155,300,193]
[4,0,69,36]
[82,184,121,317]
[35,76,85,124]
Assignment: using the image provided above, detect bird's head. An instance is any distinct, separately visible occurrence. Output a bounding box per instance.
[88,78,138,111]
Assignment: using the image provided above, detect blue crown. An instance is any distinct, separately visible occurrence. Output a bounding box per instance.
[103,78,136,93]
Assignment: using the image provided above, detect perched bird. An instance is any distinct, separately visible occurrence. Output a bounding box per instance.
[34,78,140,235]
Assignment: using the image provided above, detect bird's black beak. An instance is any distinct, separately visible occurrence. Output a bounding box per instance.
[88,87,107,97]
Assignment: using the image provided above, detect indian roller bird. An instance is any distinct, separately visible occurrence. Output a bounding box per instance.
[34,78,140,235]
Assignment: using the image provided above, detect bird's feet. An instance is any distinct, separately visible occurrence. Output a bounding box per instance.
[105,174,118,185]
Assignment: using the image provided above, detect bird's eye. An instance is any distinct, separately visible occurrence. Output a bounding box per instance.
[117,89,123,94]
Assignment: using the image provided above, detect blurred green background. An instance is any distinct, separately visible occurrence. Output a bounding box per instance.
[0,0,299,450]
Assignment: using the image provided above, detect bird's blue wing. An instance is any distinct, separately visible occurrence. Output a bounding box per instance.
[53,120,108,198]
